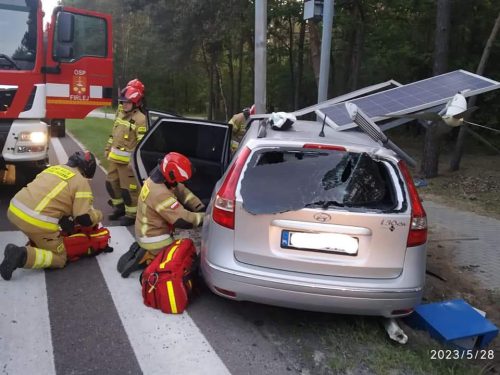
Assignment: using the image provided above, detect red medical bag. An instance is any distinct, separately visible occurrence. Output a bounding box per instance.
[141,238,197,314]
[63,226,112,262]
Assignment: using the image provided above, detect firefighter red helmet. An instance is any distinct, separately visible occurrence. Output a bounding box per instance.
[126,78,145,94]
[160,152,192,185]
[119,86,144,105]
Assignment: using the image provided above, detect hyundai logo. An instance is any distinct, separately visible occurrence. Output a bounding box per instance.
[313,213,331,223]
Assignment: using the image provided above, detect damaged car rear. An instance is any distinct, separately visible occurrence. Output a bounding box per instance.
[134,113,427,318]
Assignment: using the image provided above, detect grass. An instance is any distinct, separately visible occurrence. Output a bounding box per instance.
[66,118,113,170]
[242,303,485,375]
[312,317,480,374]
[387,128,500,218]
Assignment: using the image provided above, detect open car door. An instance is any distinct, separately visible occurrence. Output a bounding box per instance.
[133,113,232,204]
[147,109,179,128]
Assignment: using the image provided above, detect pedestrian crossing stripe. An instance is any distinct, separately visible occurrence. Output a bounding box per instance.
[0,231,56,375]
[0,227,229,375]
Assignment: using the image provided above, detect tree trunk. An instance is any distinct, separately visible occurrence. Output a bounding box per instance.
[308,20,321,88]
[236,31,244,112]
[294,20,306,110]
[420,0,451,178]
[208,64,214,120]
[228,46,235,117]
[287,15,295,109]
[432,0,451,75]
[449,11,500,171]
[348,1,365,92]
[201,42,214,120]
[215,63,228,121]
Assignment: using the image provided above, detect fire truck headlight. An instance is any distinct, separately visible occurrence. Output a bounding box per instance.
[20,131,47,144]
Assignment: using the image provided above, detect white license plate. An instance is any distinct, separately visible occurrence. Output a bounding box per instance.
[281,230,358,255]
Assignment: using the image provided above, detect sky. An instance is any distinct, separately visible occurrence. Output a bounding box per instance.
[42,0,60,23]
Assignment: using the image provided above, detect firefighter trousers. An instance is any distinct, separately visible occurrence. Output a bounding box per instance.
[106,160,139,218]
[7,209,66,269]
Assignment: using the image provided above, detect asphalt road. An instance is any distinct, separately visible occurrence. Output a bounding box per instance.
[0,134,329,375]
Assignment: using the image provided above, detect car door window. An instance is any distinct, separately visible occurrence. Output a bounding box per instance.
[134,118,230,202]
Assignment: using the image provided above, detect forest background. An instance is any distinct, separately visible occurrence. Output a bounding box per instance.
[64,0,500,176]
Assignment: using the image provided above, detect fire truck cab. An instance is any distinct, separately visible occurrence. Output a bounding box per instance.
[0,0,113,185]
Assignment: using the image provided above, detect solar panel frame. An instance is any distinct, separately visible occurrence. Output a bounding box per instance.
[316,70,500,131]
[292,79,401,118]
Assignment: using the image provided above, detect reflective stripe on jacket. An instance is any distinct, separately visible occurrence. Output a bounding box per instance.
[137,233,174,251]
[9,198,60,231]
[135,178,204,251]
[107,108,147,164]
[8,165,102,232]
[108,147,133,163]
[229,112,246,142]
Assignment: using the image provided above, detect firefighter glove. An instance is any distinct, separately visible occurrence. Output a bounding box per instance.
[59,216,75,234]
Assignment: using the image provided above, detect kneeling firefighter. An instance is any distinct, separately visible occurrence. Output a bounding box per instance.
[0,151,112,281]
[117,152,205,278]
[105,79,147,226]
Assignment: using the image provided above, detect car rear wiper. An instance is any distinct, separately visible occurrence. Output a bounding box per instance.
[0,54,20,70]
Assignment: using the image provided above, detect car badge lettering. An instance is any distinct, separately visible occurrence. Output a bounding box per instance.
[313,213,331,223]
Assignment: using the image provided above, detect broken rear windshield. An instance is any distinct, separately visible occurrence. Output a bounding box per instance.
[240,148,395,215]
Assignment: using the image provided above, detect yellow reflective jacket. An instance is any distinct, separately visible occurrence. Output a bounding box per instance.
[228,112,246,142]
[106,108,147,164]
[135,178,204,251]
[8,165,102,233]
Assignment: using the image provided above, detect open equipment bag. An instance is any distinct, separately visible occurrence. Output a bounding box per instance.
[63,226,112,262]
[141,238,197,314]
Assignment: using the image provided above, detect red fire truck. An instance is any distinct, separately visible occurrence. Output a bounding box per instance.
[0,0,113,184]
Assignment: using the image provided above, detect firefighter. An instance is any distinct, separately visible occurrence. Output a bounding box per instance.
[228,104,255,151]
[117,152,205,278]
[105,79,148,226]
[1,151,110,281]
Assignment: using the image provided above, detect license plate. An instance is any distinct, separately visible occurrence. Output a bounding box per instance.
[281,230,358,255]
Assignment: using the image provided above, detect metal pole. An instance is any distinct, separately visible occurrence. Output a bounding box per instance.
[255,0,267,113]
[318,0,334,103]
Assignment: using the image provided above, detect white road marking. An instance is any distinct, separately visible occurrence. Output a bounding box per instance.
[98,227,230,375]
[0,232,56,375]
[50,137,68,164]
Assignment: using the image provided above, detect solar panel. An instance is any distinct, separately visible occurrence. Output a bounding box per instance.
[317,70,500,129]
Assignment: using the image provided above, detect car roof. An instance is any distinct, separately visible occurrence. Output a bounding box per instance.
[244,119,398,158]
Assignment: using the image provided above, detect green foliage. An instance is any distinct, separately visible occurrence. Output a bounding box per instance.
[62,0,500,125]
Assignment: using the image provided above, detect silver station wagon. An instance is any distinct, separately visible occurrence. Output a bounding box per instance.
[134,110,427,318]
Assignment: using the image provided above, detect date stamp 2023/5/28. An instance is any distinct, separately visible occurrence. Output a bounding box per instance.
[430,349,495,360]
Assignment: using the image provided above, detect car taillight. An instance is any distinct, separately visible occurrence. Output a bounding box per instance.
[303,143,346,151]
[398,160,427,247]
[212,147,252,229]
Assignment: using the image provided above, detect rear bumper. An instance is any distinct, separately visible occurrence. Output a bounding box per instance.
[201,244,426,317]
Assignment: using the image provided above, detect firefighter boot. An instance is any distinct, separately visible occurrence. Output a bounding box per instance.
[117,243,153,278]
[108,203,125,220]
[0,244,27,281]
[119,216,135,227]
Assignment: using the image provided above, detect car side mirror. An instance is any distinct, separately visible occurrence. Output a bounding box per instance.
[54,44,73,60]
[56,12,74,43]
